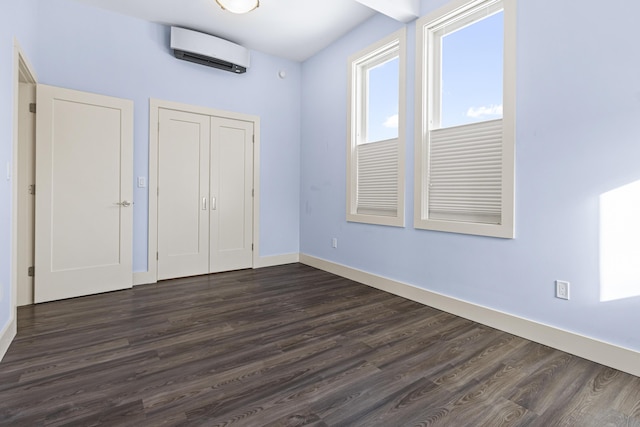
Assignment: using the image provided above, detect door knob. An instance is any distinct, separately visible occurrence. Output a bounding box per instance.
[114,200,132,207]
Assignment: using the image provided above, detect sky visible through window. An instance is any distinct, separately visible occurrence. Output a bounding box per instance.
[441,10,504,128]
[366,56,399,143]
[365,10,503,142]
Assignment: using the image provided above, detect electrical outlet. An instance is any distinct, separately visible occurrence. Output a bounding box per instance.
[556,280,570,300]
[332,237,338,248]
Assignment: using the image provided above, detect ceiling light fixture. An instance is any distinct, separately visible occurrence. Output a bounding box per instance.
[215,0,259,14]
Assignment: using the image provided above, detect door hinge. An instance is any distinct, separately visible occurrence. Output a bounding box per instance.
[252,189,254,197]
[28,184,35,195]
[28,266,34,277]
[29,103,36,113]
[156,252,159,260]
[252,135,255,143]
[251,244,254,251]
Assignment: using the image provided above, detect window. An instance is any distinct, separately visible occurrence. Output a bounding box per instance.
[415,0,516,238]
[347,29,406,227]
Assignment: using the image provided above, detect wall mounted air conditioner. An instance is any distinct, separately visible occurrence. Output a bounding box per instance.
[170,26,250,74]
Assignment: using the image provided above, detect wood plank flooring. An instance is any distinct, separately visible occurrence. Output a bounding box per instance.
[0,263,639,426]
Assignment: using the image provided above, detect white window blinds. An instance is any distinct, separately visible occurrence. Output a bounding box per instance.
[427,119,502,224]
[357,139,399,216]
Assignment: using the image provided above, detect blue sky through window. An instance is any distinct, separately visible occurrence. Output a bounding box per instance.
[366,56,399,143]
[364,10,503,141]
[441,11,504,128]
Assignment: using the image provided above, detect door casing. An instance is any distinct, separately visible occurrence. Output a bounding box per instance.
[16,83,36,306]
[12,41,37,309]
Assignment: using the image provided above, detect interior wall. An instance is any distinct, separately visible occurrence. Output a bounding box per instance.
[0,0,38,335]
[34,0,302,271]
[300,0,640,352]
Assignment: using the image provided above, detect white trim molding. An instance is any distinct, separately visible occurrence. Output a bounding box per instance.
[7,40,37,347]
[133,254,297,287]
[253,253,300,269]
[0,317,17,362]
[300,254,640,378]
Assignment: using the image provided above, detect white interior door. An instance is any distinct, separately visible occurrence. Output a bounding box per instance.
[157,109,210,280]
[34,84,134,303]
[210,117,254,273]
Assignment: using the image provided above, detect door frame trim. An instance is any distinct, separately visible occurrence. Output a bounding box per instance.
[10,39,37,313]
[144,98,260,285]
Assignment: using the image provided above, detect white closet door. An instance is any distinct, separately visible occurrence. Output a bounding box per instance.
[157,109,210,280]
[209,117,254,273]
[34,84,133,303]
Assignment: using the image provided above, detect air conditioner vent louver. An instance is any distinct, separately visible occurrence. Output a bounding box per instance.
[173,50,246,73]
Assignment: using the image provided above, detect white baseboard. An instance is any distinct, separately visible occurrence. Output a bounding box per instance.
[254,253,300,269]
[300,253,640,378]
[0,316,17,363]
[133,271,156,287]
[132,253,300,286]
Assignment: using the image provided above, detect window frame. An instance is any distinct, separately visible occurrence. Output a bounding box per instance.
[346,28,406,227]
[414,0,516,238]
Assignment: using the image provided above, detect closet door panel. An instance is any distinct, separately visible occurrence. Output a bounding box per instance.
[157,109,210,280]
[210,117,253,273]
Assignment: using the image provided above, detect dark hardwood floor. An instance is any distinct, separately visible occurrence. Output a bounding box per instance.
[1,263,639,426]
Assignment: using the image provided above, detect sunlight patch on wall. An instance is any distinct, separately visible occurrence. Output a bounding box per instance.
[600,180,640,302]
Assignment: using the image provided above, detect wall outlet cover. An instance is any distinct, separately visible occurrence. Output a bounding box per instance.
[556,280,570,300]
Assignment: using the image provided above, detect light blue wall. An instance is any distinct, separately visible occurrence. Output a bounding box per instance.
[300,0,640,351]
[0,0,38,332]
[34,0,302,270]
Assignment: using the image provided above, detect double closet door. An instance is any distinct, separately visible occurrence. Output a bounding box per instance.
[157,109,254,280]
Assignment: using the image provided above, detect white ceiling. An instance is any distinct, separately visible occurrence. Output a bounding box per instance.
[70,0,379,62]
